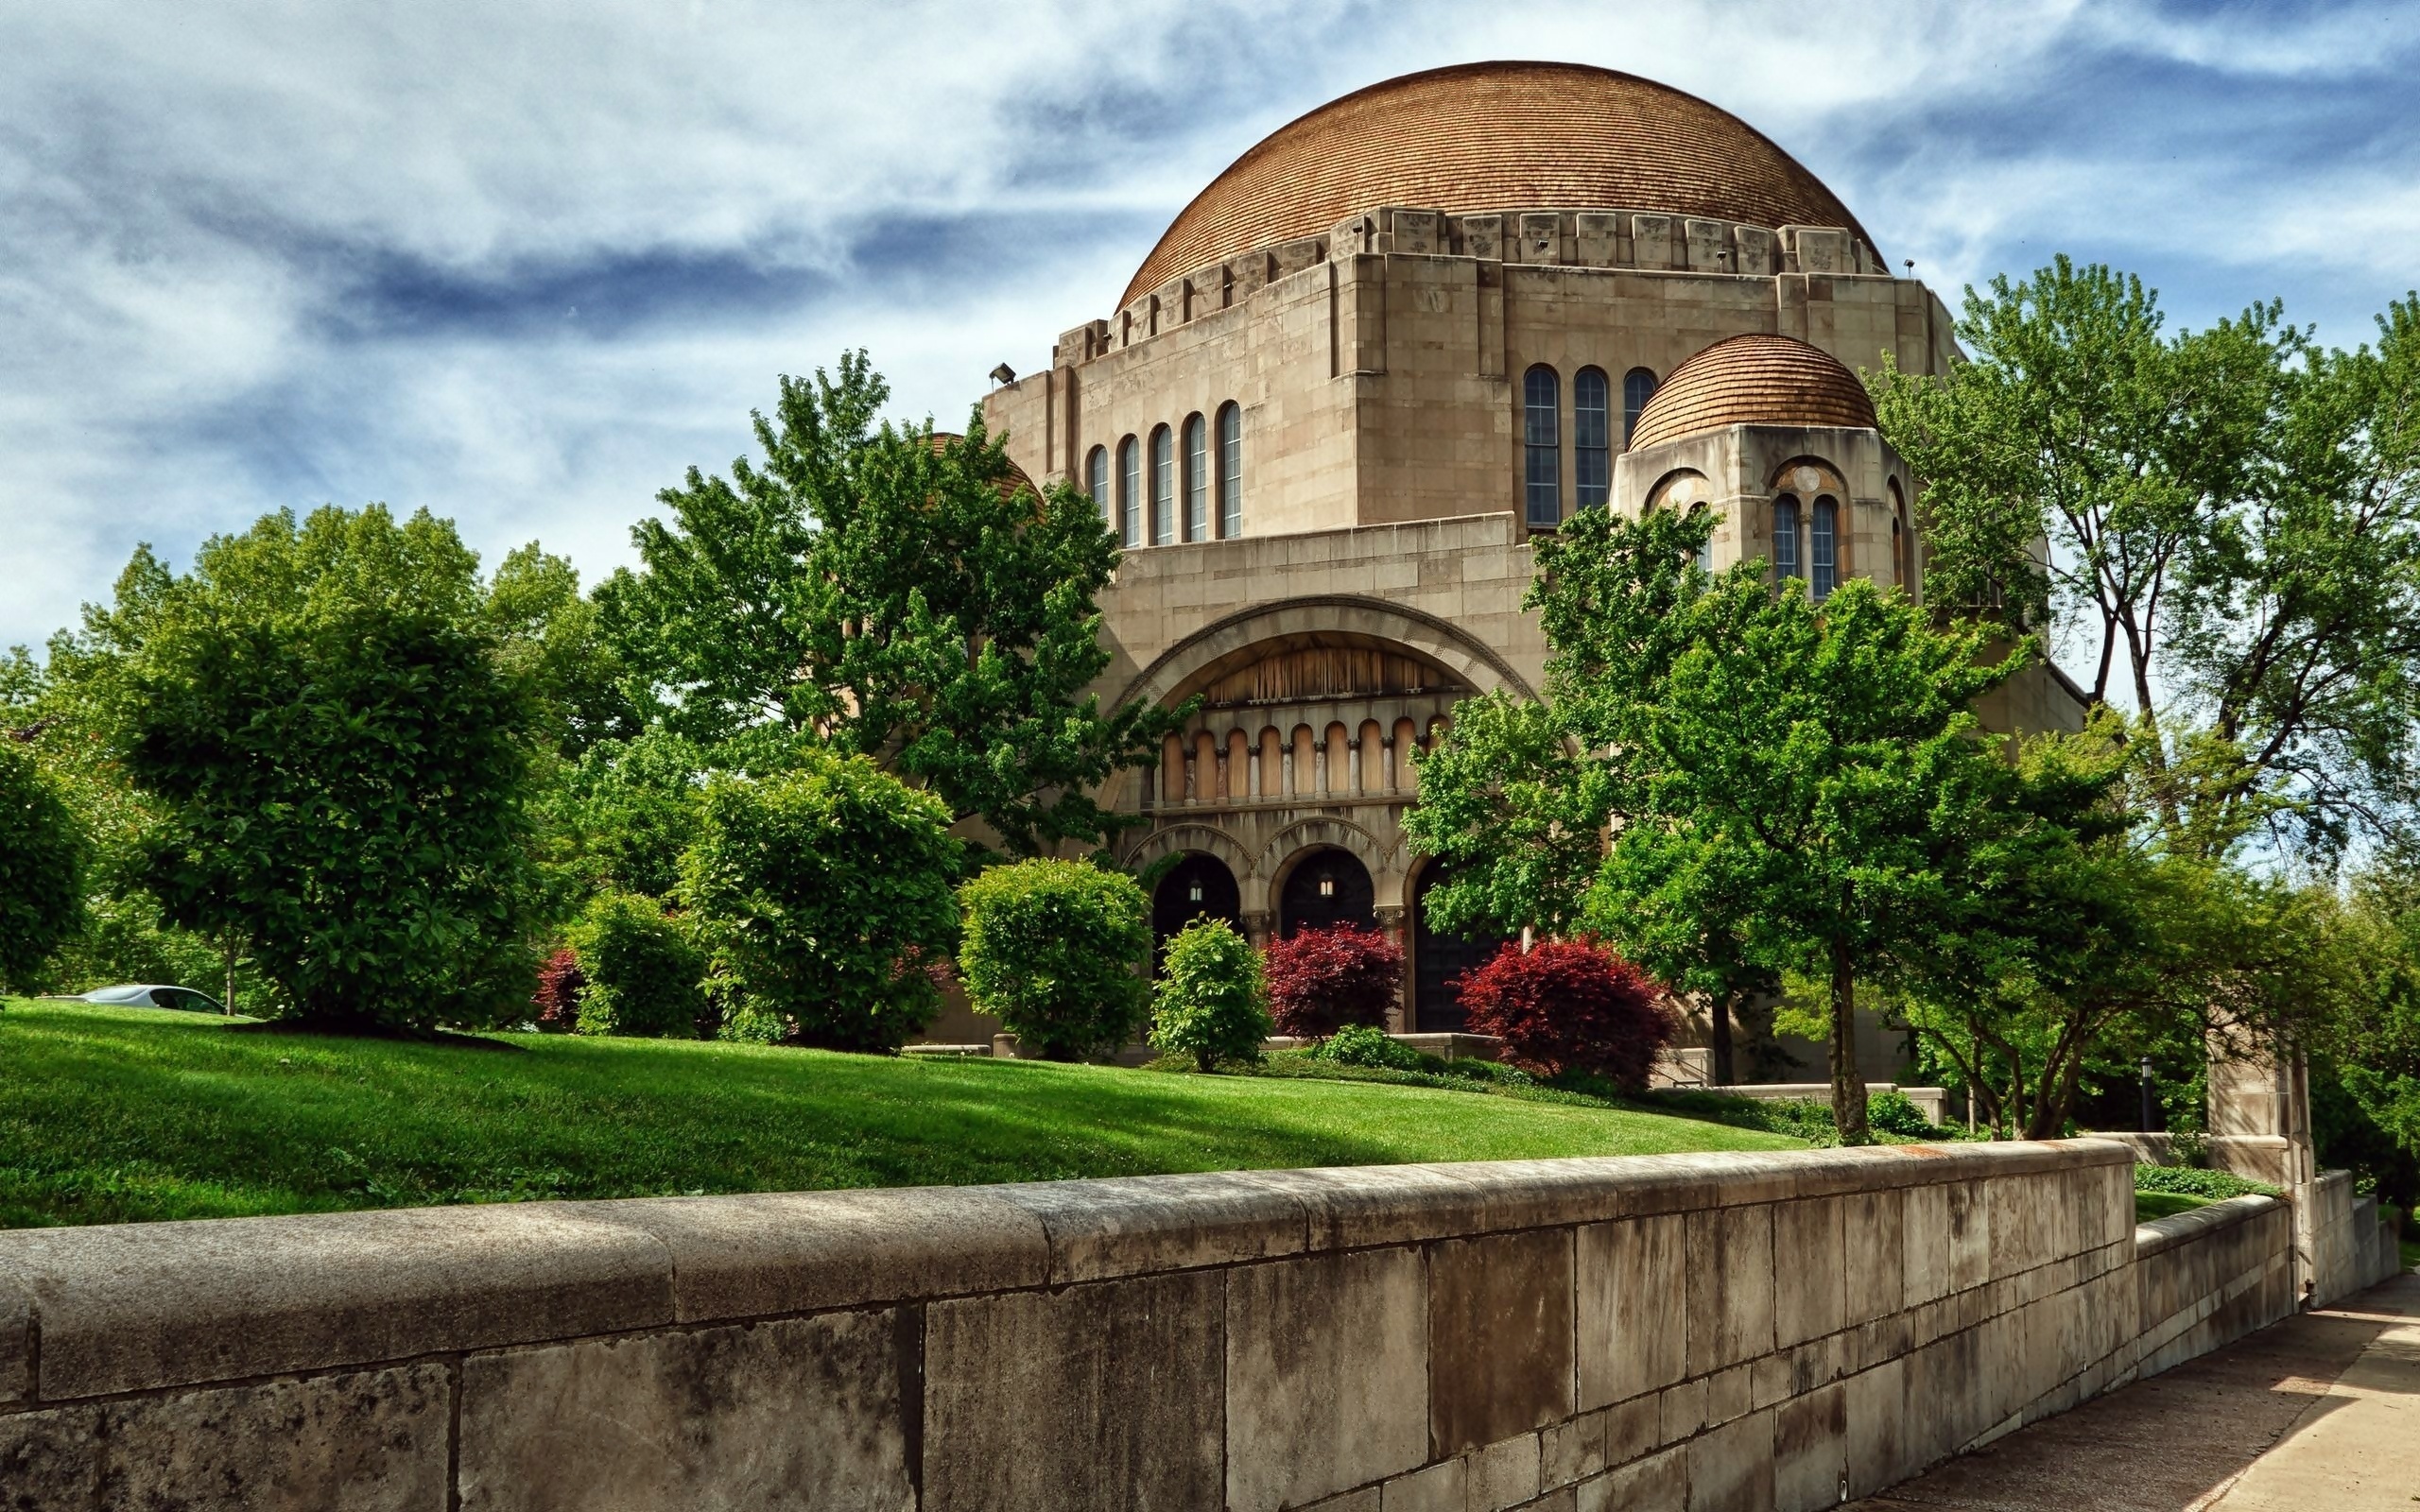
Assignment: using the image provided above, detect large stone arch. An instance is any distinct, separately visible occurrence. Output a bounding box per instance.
[1116,595,1538,713]
[1120,821,1258,888]
[1259,815,1403,912]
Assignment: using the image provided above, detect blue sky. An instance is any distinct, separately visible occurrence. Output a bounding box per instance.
[4,0,2416,653]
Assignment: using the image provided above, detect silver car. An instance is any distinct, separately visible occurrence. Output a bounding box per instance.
[67,984,227,1014]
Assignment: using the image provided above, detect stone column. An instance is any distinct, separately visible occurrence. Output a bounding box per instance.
[1241,911,1273,949]
[1374,903,1409,1033]
[1348,737,1364,794]
[1184,753,1199,804]
[1281,747,1295,797]
[1382,736,1398,792]
[1314,740,1329,797]
[1215,749,1230,802]
[1249,749,1262,799]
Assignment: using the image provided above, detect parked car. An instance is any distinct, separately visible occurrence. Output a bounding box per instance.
[66,984,226,1014]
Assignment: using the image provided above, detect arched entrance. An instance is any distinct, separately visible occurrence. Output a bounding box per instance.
[1279,847,1375,936]
[1411,860,1511,1033]
[1150,852,1242,970]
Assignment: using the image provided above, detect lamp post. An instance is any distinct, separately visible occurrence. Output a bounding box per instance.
[2139,1057,2157,1134]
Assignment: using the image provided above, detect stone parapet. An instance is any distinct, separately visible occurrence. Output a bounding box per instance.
[0,1138,2358,1510]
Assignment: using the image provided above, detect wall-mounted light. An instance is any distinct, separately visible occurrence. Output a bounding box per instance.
[1318,873,1336,899]
[1188,881,1203,903]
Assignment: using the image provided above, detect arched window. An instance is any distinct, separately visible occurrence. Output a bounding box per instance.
[1150,424,1174,546]
[1182,414,1208,542]
[1086,446,1110,528]
[1773,494,1802,581]
[1523,365,1561,527]
[1117,436,1141,549]
[1810,496,1839,600]
[1891,479,1910,592]
[1574,367,1611,508]
[1623,368,1658,446]
[1218,402,1242,538]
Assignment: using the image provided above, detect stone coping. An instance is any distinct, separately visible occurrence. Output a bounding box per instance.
[0,1139,2131,1408]
[2132,1192,2283,1261]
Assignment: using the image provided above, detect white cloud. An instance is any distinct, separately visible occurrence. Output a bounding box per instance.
[0,0,2411,649]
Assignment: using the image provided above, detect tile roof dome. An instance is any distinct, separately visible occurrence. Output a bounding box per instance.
[1122,61,1875,308]
[1627,334,1878,451]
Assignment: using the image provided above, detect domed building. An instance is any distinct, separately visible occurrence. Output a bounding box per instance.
[977,60,2083,1045]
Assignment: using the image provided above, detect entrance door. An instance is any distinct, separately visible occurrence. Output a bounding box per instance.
[1278,847,1374,936]
[1411,860,1510,1032]
[1150,853,1242,971]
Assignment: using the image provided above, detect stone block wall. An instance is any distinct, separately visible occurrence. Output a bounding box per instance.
[2131,1194,2294,1379]
[0,1140,2355,1511]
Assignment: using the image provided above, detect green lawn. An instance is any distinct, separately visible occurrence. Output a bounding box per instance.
[0,1000,1803,1228]
[2134,1190,2215,1223]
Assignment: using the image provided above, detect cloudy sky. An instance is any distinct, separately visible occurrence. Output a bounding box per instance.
[4,0,2416,652]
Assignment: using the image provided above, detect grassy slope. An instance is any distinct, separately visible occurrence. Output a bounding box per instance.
[2133,1190,2215,1223]
[0,1001,1802,1228]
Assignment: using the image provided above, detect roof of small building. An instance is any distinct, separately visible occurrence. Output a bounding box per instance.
[1626,334,1878,451]
[1122,61,1874,309]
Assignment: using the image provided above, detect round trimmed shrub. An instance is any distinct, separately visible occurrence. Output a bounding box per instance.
[1150,919,1270,1072]
[1457,938,1675,1089]
[958,858,1150,1060]
[680,753,961,1054]
[1307,1022,1428,1071]
[1263,923,1402,1038]
[566,890,705,1038]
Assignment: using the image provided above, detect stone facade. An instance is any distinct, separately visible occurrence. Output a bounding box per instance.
[0,1140,2390,1509]
[969,69,2085,1042]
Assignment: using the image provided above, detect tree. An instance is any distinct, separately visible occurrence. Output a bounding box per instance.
[1263,924,1403,1039]
[1874,263,2420,863]
[679,751,960,1053]
[60,507,544,1032]
[598,352,1184,857]
[0,741,85,991]
[1150,919,1270,1072]
[956,858,1151,1059]
[1456,938,1673,1089]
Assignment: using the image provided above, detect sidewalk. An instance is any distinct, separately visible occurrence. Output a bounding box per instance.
[1849,1270,2420,1512]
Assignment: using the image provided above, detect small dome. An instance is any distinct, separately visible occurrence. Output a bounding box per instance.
[1123,61,1875,309]
[1627,335,1876,450]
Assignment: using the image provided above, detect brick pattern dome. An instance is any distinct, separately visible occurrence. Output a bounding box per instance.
[1627,334,1877,451]
[1123,61,1874,308]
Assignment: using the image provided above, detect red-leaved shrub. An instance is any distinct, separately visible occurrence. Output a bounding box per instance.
[1264,924,1404,1038]
[532,947,585,1032]
[1457,938,1675,1089]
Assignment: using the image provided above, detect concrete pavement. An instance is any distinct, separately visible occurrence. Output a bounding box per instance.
[1849,1271,2419,1512]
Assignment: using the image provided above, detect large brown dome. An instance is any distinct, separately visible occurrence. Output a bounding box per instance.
[1628,334,1877,450]
[1122,61,1874,308]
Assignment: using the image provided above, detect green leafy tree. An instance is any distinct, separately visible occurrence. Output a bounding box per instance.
[956,857,1150,1059]
[1150,919,1270,1072]
[0,740,85,991]
[538,730,709,901]
[56,507,545,1031]
[566,890,705,1038]
[679,751,960,1053]
[599,352,1184,857]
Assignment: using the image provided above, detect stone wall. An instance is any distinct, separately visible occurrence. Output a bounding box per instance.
[0,1140,2364,1511]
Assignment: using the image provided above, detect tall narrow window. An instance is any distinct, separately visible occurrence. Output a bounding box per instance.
[1574,367,1611,508]
[1623,368,1658,446]
[1150,424,1174,546]
[1773,494,1801,581]
[1182,414,1208,541]
[1810,496,1838,600]
[1523,365,1561,527]
[1086,446,1110,528]
[1892,516,1906,587]
[1218,402,1242,538]
[1117,437,1141,549]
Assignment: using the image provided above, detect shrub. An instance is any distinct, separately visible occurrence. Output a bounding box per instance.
[1308,1022,1427,1072]
[1457,938,1674,1090]
[2133,1164,2279,1199]
[1150,919,1270,1072]
[1264,924,1403,1038]
[531,948,584,1032]
[0,743,85,992]
[959,859,1151,1060]
[566,891,705,1038]
[1868,1090,1945,1141]
[679,752,961,1054]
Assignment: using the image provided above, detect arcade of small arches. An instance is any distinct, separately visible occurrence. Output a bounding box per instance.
[1085,401,1244,550]
[1113,623,1518,1030]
